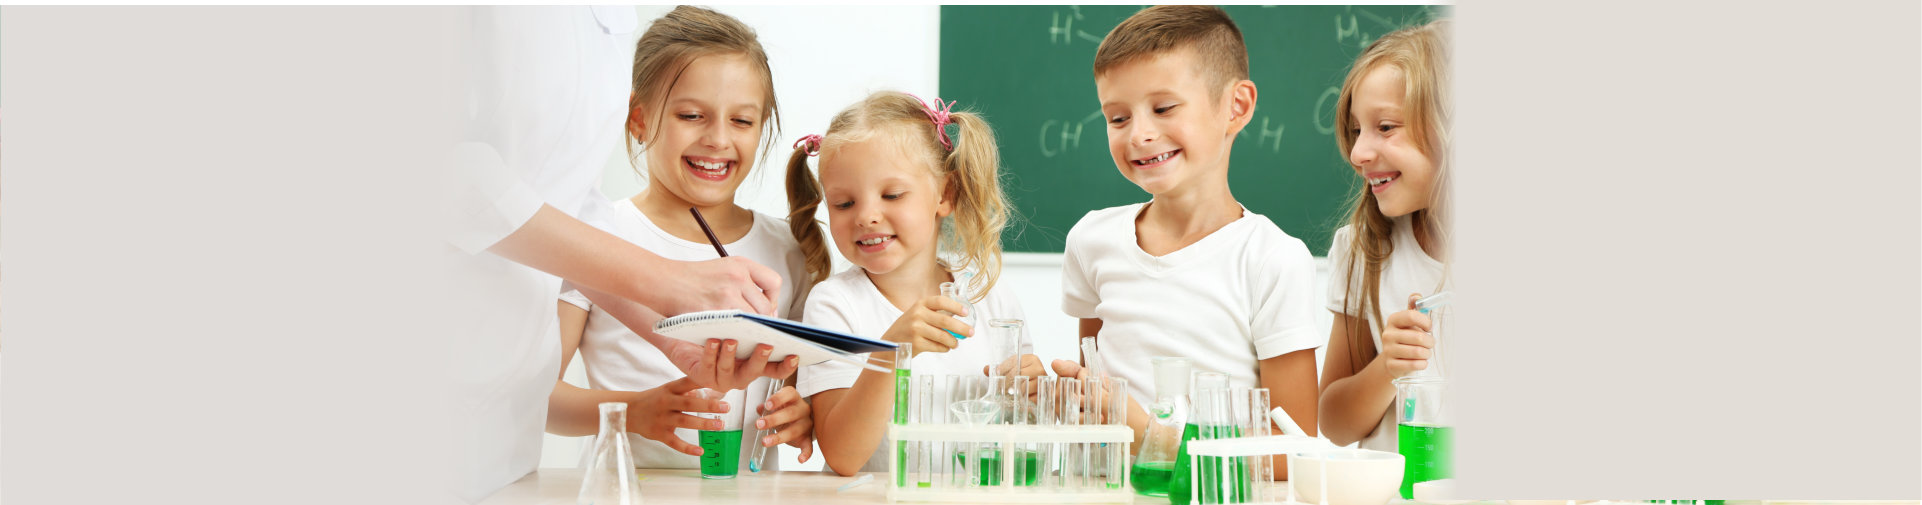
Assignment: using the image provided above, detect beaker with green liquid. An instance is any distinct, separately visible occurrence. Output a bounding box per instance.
[1131,356,1192,497]
[1395,375,1451,500]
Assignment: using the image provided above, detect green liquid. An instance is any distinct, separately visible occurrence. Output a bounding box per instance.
[952,448,1040,486]
[1169,424,1252,505]
[1131,461,1175,496]
[892,368,909,487]
[699,430,742,479]
[1397,423,1453,499]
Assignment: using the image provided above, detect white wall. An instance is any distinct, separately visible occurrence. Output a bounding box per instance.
[547,5,1337,472]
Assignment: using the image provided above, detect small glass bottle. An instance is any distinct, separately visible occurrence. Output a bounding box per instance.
[938,281,978,340]
[578,402,642,505]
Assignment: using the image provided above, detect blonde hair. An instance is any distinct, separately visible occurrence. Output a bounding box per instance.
[1093,5,1249,100]
[1331,19,1451,371]
[785,92,1010,301]
[626,6,780,171]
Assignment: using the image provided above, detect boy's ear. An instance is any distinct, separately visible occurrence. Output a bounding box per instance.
[1223,79,1259,138]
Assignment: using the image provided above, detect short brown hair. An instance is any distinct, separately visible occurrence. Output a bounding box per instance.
[1092,5,1249,98]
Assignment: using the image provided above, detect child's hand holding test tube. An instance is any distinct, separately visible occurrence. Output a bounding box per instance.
[1380,291,1451,379]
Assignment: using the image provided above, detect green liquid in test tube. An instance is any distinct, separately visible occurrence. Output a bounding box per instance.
[892,343,912,488]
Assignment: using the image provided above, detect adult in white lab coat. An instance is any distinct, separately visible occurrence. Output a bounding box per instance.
[445,7,790,503]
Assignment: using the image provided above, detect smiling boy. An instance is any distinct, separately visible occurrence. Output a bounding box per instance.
[1058,5,1322,480]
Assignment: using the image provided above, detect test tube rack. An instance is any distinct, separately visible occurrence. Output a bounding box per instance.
[886,423,1134,503]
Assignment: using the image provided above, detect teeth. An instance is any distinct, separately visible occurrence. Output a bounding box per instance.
[859,236,892,246]
[1368,175,1397,186]
[1138,152,1174,165]
[689,159,729,172]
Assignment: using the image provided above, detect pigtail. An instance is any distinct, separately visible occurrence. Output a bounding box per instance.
[785,145,831,287]
[940,111,1010,304]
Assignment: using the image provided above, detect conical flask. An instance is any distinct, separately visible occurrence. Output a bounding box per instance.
[1129,356,1192,496]
[578,402,642,505]
[938,281,979,340]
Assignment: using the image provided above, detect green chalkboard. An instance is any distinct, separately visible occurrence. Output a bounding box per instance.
[940,5,1444,255]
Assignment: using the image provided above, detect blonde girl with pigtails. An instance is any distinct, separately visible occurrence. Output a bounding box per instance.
[784,91,1045,476]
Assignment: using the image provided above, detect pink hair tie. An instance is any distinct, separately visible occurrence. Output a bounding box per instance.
[905,93,956,151]
[793,134,823,157]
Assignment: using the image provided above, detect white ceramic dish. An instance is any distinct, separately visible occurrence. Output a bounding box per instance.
[1288,449,1405,505]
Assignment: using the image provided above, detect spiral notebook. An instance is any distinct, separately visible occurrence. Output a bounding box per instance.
[652,310,897,372]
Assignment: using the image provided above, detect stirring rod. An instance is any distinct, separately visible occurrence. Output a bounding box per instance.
[746,378,782,473]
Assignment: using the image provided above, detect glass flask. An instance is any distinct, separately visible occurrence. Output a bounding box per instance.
[1130,356,1193,497]
[578,402,642,505]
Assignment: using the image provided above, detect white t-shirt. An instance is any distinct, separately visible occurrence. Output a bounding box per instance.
[559,199,811,471]
[796,266,1031,473]
[446,6,635,503]
[1323,216,1446,452]
[1060,202,1322,407]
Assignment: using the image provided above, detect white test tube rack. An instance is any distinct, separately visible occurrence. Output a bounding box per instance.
[1184,435,1342,505]
[885,423,1134,503]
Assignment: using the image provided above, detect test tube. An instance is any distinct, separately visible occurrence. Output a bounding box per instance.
[1034,376,1057,490]
[1057,377,1083,491]
[943,375,966,488]
[1082,376,1107,489]
[914,374,935,489]
[985,375,1008,489]
[892,344,912,488]
[1245,388,1273,503]
[1011,375,1036,488]
[1105,377,1129,491]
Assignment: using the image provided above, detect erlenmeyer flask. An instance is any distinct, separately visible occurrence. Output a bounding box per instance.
[578,402,642,505]
[938,281,978,340]
[1130,356,1192,497]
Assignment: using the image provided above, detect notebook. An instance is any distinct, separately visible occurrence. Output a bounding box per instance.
[652,310,898,371]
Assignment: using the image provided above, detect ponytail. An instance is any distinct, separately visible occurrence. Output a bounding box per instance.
[785,143,831,288]
[939,110,1011,303]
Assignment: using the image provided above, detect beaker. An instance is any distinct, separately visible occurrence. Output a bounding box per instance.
[1394,375,1450,500]
[689,388,745,479]
[1132,356,1193,497]
[985,319,1025,377]
[938,282,978,340]
[578,402,642,505]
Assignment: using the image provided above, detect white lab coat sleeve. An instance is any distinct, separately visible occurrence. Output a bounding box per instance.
[446,141,544,255]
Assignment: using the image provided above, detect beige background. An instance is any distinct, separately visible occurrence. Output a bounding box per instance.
[3,4,1917,504]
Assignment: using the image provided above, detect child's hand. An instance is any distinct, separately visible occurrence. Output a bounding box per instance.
[661,338,800,392]
[753,385,815,463]
[1047,359,1123,424]
[1380,293,1435,379]
[881,295,972,357]
[1049,359,1089,381]
[625,377,727,457]
[984,354,1045,378]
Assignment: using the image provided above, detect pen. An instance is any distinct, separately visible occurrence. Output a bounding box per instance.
[689,207,729,257]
